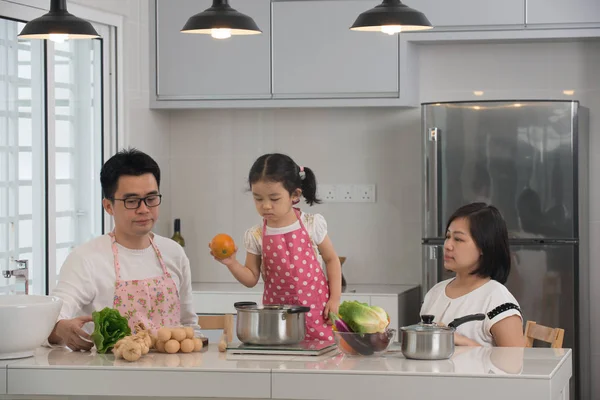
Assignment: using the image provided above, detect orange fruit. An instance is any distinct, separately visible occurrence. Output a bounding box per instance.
[210,234,236,259]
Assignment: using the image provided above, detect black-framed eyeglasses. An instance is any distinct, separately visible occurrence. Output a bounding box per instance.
[112,194,162,209]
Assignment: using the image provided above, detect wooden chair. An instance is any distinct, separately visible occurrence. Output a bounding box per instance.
[198,314,234,345]
[524,320,564,348]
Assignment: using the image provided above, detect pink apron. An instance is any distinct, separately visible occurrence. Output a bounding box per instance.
[262,208,333,341]
[110,232,181,334]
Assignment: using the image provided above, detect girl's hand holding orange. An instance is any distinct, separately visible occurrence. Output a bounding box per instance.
[209,234,238,266]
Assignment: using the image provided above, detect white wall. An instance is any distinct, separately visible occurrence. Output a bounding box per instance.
[168,107,422,285]
[69,0,172,235]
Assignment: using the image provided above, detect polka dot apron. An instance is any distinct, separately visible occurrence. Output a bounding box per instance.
[110,232,181,334]
[261,208,333,341]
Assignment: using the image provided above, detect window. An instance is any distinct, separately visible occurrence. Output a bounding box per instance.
[0,4,117,295]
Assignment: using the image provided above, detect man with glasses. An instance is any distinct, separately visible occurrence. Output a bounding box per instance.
[48,149,197,351]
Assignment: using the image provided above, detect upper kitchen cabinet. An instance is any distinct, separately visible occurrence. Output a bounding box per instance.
[272,0,399,99]
[408,0,525,29]
[154,0,271,100]
[526,0,600,25]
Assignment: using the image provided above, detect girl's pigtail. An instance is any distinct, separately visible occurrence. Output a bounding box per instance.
[301,167,322,206]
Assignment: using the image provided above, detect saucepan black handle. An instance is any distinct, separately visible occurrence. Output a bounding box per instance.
[448,313,486,328]
[288,306,311,314]
[234,301,257,309]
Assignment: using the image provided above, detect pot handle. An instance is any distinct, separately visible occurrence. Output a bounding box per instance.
[234,301,257,309]
[448,313,486,328]
[287,306,311,314]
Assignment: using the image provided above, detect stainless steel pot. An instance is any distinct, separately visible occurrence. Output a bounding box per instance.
[400,313,486,360]
[400,314,455,360]
[234,301,310,345]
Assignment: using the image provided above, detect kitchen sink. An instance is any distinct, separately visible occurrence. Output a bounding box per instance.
[0,295,62,359]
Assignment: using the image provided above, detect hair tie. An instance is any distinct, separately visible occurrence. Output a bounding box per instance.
[299,166,306,180]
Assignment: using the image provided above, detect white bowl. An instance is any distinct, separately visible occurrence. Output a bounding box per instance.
[0,295,63,359]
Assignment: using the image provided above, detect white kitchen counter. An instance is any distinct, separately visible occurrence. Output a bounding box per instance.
[0,345,572,400]
[191,282,418,296]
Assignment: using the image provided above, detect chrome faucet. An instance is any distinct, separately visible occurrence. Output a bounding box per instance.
[3,259,29,295]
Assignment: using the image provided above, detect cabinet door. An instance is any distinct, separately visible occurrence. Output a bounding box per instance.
[193,293,263,314]
[340,294,370,304]
[526,0,600,25]
[155,0,271,99]
[272,0,399,98]
[411,0,525,27]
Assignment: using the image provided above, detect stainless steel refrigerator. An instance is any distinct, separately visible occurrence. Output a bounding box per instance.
[421,100,590,400]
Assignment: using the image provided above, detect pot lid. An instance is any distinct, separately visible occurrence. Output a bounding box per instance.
[400,314,455,333]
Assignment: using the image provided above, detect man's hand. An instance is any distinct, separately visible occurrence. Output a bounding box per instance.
[49,316,94,352]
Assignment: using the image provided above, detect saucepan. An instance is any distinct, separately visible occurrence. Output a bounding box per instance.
[234,301,310,345]
[400,313,485,360]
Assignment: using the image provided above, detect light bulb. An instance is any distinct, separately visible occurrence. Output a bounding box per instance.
[211,29,232,39]
[380,25,402,35]
[49,34,68,43]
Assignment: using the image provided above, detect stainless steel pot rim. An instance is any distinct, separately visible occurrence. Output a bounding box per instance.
[234,302,310,313]
[400,325,455,333]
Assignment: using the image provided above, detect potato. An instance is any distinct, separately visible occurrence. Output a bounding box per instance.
[180,338,194,353]
[184,326,194,339]
[149,334,157,349]
[193,337,203,352]
[157,327,172,342]
[165,339,181,354]
[155,340,166,353]
[171,328,186,342]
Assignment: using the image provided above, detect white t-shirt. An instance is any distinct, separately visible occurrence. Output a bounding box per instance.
[51,233,198,328]
[244,212,328,269]
[419,279,522,347]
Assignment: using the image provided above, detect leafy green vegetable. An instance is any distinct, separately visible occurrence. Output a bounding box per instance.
[91,307,131,354]
[338,301,389,334]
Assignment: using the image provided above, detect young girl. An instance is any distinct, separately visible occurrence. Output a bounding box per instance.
[210,153,342,341]
[420,203,525,347]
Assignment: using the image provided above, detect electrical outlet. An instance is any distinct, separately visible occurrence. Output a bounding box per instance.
[355,184,376,202]
[319,184,336,202]
[337,185,354,202]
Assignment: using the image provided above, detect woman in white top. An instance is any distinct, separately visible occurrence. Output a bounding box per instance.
[420,203,525,347]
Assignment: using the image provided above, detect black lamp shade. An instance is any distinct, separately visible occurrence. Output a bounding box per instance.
[350,0,433,32]
[18,0,99,39]
[181,0,261,35]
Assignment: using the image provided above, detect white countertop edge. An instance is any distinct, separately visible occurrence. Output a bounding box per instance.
[7,364,271,373]
[548,348,572,379]
[270,368,554,380]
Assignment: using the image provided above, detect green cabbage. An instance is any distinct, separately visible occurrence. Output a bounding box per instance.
[91,307,131,354]
[338,301,390,334]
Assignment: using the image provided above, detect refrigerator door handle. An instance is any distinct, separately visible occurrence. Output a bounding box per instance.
[423,245,440,295]
[424,125,440,238]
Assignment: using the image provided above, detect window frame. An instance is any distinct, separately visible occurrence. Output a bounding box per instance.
[0,0,123,295]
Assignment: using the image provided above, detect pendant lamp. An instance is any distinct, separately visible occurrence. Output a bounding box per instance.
[350,0,433,35]
[18,0,100,42]
[181,0,262,40]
